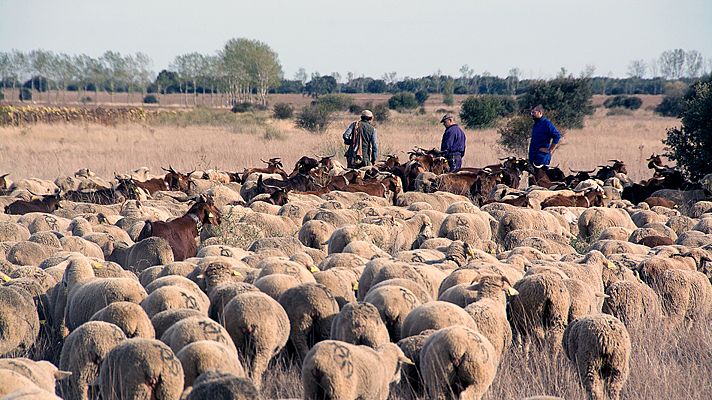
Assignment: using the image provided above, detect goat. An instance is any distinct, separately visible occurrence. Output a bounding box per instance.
[541,187,605,208]
[5,190,62,215]
[137,196,221,261]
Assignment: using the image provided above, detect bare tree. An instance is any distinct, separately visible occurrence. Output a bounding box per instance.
[685,50,704,78]
[659,49,686,79]
[459,64,474,79]
[627,59,646,78]
[506,67,520,94]
[100,51,128,104]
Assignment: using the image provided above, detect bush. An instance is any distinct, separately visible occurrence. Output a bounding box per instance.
[272,103,294,119]
[655,95,685,117]
[295,105,332,133]
[460,96,504,129]
[348,104,362,114]
[373,103,390,122]
[315,94,353,112]
[231,102,254,113]
[497,115,533,156]
[143,94,159,104]
[80,96,93,104]
[23,76,49,92]
[606,108,633,116]
[663,76,712,180]
[415,90,429,105]
[603,95,642,110]
[19,88,32,101]
[388,92,419,110]
[517,77,594,129]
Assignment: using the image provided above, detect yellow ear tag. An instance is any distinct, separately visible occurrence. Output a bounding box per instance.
[309,265,319,273]
[607,261,616,270]
[353,281,359,291]
[506,287,520,296]
[92,262,104,270]
[208,212,214,218]
[0,272,11,282]
[231,270,242,277]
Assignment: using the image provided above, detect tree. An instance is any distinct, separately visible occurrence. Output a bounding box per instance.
[243,40,283,106]
[295,68,308,85]
[685,50,704,78]
[506,67,520,95]
[443,78,455,106]
[171,52,204,105]
[220,38,252,105]
[627,60,646,79]
[100,51,128,103]
[517,77,594,129]
[305,75,337,97]
[460,96,503,129]
[459,64,473,79]
[28,49,54,102]
[659,49,686,79]
[663,76,712,180]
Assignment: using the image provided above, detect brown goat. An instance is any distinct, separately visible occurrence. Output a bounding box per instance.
[643,196,677,209]
[541,187,605,208]
[137,197,221,261]
[5,190,62,215]
[637,236,674,247]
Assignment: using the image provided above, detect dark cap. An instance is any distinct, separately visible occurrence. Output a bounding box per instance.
[440,113,455,123]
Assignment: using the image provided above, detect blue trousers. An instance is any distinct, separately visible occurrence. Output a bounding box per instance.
[447,155,462,172]
[529,151,552,167]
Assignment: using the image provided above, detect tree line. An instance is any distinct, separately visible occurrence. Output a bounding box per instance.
[0,45,709,105]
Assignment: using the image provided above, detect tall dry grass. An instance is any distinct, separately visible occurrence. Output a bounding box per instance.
[0,106,676,183]
[259,316,712,399]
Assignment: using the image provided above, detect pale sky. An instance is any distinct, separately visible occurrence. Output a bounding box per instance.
[1,0,710,80]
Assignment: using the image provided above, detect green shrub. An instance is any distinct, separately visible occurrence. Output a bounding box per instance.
[603,95,642,110]
[663,76,712,180]
[348,104,362,114]
[231,102,254,113]
[296,105,332,133]
[315,94,353,112]
[373,103,390,122]
[415,90,429,105]
[19,88,32,101]
[272,103,294,119]
[655,95,685,117]
[499,96,519,115]
[388,92,419,110]
[517,77,594,129]
[497,114,533,156]
[143,94,159,104]
[460,96,503,129]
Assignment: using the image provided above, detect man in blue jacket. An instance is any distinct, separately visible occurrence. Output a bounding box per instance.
[440,113,466,172]
[528,105,561,167]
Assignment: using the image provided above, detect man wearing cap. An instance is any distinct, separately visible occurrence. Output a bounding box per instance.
[440,113,466,172]
[528,105,561,167]
[343,109,378,168]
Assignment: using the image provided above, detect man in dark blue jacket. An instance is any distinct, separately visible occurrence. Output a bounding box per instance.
[528,105,561,167]
[440,113,466,172]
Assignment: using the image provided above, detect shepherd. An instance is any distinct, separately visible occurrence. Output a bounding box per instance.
[343,109,379,168]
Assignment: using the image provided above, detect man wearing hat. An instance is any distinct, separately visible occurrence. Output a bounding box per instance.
[343,109,378,168]
[440,113,466,172]
[528,105,561,167]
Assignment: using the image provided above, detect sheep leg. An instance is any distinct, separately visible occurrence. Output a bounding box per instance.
[581,362,604,400]
[606,367,625,400]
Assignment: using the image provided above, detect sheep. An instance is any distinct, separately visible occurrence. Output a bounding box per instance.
[0,369,56,398]
[2,384,63,399]
[301,340,412,400]
[586,239,649,257]
[330,301,390,348]
[207,281,259,322]
[90,301,155,339]
[650,268,712,323]
[65,275,148,331]
[184,371,262,400]
[150,309,205,340]
[98,338,184,400]
[256,257,317,284]
[125,236,175,272]
[60,236,105,259]
[400,301,478,339]
[438,212,493,245]
[160,316,237,355]
[0,220,31,242]
[314,267,360,307]
[176,340,245,389]
[254,273,302,301]
[419,325,498,400]
[578,208,637,242]
[141,285,209,318]
[0,358,71,394]
[277,283,340,361]
[58,321,127,400]
[342,240,390,259]
[462,275,518,358]
[563,314,631,400]
[368,277,433,304]
[363,284,422,342]
[494,207,571,244]
[507,272,571,349]
[370,262,437,300]
[0,285,40,357]
[396,329,436,395]
[602,280,662,331]
[221,291,290,389]
[298,220,337,250]
[5,240,55,266]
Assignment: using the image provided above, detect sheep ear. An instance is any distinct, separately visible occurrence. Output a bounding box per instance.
[55,370,72,380]
[399,355,415,366]
[506,287,519,297]
[595,292,610,299]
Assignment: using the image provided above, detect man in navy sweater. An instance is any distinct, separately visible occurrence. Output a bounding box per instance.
[528,105,561,167]
[440,113,466,172]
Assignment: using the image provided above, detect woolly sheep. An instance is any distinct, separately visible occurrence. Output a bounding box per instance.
[0,285,40,357]
[184,371,262,400]
[438,212,493,244]
[363,284,422,342]
[368,277,433,304]
[150,309,205,340]
[160,315,237,355]
[141,285,209,318]
[400,301,478,339]
[278,283,340,361]
[602,280,662,331]
[342,240,390,259]
[330,301,390,348]
[5,240,55,266]
[98,338,184,400]
[65,276,148,331]
[0,358,71,393]
[370,262,436,300]
[145,275,210,306]
[58,321,127,400]
[396,329,435,395]
[60,236,105,259]
[301,340,411,400]
[0,221,30,242]
[176,340,245,389]
[0,369,53,397]
[420,325,498,400]
[314,267,360,307]
[317,252,368,271]
[563,314,631,400]
[254,273,302,301]
[207,282,259,322]
[126,237,175,273]
[495,207,571,244]
[586,239,649,257]
[651,268,712,323]
[90,301,155,338]
[462,275,518,358]
[578,208,637,242]
[221,291,289,389]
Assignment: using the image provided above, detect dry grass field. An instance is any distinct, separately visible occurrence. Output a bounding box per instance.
[0,97,676,183]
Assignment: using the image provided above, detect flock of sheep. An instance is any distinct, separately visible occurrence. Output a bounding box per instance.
[0,162,711,400]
